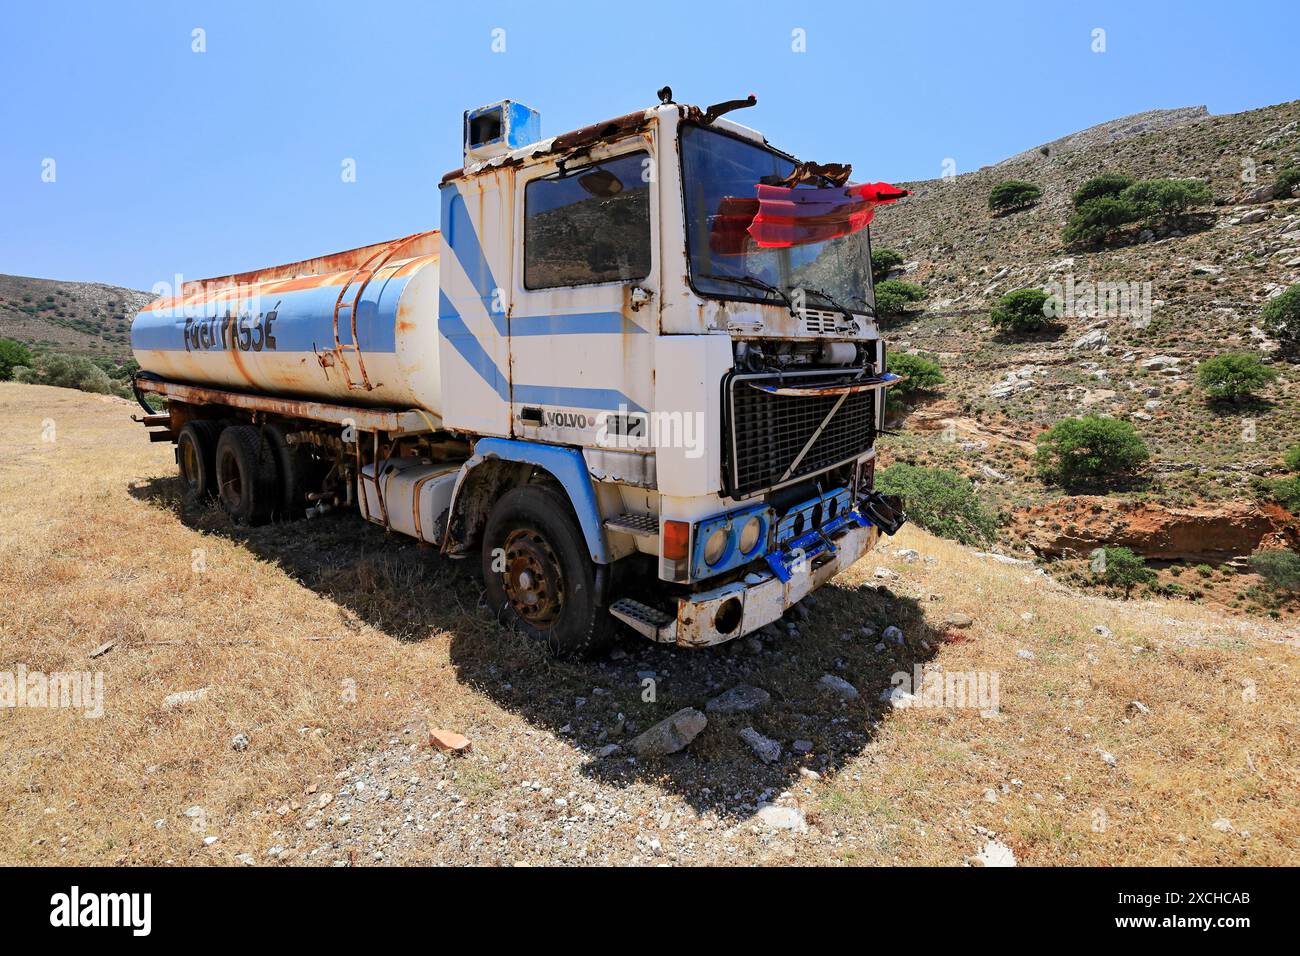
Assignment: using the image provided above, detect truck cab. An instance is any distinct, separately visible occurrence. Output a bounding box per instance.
[435,96,905,650]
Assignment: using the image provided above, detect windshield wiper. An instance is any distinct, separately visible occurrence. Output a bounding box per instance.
[699,272,797,316]
[801,285,859,326]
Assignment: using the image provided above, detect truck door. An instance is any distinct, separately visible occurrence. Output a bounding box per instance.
[509,135,658,448]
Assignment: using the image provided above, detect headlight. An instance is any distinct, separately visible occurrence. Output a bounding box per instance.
[703,527,730,565]
[738,515,762,554]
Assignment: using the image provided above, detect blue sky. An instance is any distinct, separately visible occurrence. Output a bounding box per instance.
[1,0,1295,290]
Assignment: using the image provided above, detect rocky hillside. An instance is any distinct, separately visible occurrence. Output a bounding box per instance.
[0,274,151,361]
[870,99,1300,592]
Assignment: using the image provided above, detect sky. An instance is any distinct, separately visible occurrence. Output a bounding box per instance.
[1,0,1295,291]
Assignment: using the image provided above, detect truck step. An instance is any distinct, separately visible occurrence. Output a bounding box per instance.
[609,598,674,640]
[603,513,659,537]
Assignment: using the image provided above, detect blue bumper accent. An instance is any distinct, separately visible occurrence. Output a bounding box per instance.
[469,438,611,563]
[765,488,868,583]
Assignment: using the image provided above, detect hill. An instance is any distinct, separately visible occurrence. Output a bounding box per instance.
[0,274,151,361]
[870,99,1300,606]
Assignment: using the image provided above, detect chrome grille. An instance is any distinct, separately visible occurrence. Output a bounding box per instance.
[724,371,876,498]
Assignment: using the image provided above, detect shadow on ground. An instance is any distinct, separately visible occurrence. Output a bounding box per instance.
[132,474,944,819]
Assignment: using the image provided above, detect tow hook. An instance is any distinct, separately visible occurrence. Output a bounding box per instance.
[859,491,907,536]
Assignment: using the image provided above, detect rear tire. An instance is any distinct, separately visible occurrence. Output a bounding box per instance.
[215,425,278,525]
[262,422,306,520]
[176,420,222,503]
[481,485,613,657]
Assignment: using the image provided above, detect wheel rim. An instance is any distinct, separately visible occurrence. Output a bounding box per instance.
[180,438,201,492]
[502,527,564,627]
[218,451,243,510]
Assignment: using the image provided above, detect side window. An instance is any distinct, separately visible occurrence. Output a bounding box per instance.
[524,151,651,289]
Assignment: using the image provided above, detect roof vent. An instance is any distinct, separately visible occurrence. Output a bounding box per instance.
[463,100,541,165]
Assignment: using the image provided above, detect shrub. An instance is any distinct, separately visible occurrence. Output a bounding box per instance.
[16,352,116,395]
[1284,444,1300,472]
[886,352,944,399]
[1063,195,1139,246]
[1260,284,1300,358]
[1071,173,1134,207]
[1092,546,1156,596]
[1196,352,1277,401]
[1119,178,1212,224]
[1035,415,1149,485]
[1273,167,1300,200]
[874,279,926,317]
[870,247,905,282]
[874,463,997,546]
[1257,475,1300,512]
[989,180,1042,212]
[0,338,33,380]
[990,288,1052,334]
[1248,551,1300,593]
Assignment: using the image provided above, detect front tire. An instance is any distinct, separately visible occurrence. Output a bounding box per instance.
[481,485,612,657]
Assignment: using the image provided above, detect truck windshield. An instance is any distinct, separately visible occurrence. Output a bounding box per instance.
[680,124,873,313]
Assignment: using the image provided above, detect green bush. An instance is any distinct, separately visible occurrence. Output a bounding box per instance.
[15,352,116,395]
[1092,546,1156,596]
[990,288,1052,333]
[1273,167,1300,200]
[870,247,904,282]
[1063,195,1139,246]
[1284,444,1300,472]
[1035,415,1149,485]
[874,279,926,317]
[1257,475,1300,512]
[1196,352,1277,401]
[989,180,1042,212]
[1071,173,1135,207]
[886,352,944,399]
[1260,284,1300,358]
[1248,551,1300,593]
[0,338,33,380]
[1119,177,1212,224]
[874,463,997,546]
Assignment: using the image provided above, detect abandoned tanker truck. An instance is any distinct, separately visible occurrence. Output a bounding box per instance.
[130,93,908,655]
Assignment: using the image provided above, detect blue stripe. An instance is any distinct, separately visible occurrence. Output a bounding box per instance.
[438,291,643,413]
[511,311,644,336]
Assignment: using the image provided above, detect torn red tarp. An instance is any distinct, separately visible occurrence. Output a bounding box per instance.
[710,182,908,253]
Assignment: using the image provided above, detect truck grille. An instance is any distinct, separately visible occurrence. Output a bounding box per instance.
[725,372,876,498]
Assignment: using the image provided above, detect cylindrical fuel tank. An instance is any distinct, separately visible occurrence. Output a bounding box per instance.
[131,245,442,412]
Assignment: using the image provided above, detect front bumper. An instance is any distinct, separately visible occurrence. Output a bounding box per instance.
[611,519,881,647]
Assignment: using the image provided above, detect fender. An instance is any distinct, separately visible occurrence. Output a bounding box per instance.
[446,437,612,563]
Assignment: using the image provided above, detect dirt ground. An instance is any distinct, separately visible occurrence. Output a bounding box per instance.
[1,382,1295,866]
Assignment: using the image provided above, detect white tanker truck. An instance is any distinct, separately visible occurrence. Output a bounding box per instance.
[130,92,908,655]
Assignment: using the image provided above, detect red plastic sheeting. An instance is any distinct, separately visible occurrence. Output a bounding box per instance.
[710,182,908,254]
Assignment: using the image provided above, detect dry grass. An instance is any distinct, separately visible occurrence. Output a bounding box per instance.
[1,382,1295,866]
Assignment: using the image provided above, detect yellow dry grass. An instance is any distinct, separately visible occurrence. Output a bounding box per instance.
[0,382,1295,866]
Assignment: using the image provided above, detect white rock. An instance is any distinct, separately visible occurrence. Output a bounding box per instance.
[1212,818,1234,833]
[1099,750,1118,767]
[163,687,209,709]
[970,840,1016,867]
[883,625,904,645]
[896,549,920,562]
[1016,649,1036,660]
[1072,329,1108,351]
[738,727,782,764]
[817,674,860,700]
[755,803,807,833]
[873,566,901,581]
[627,708,707,757]
[706,685,771,714]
